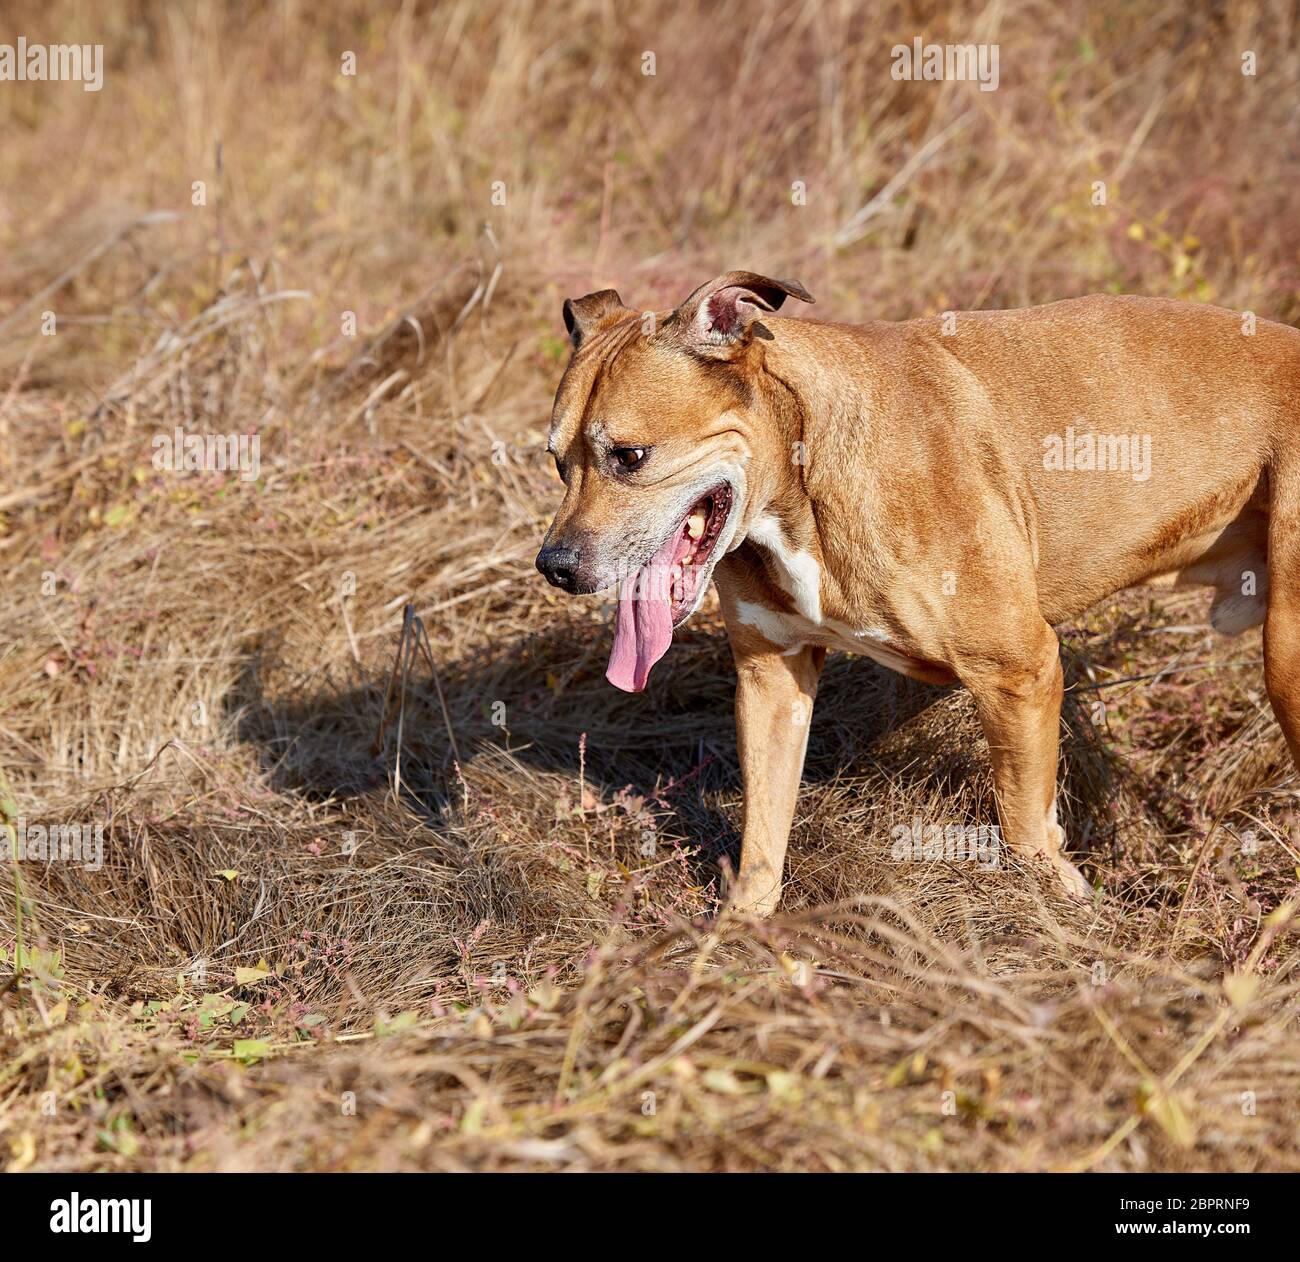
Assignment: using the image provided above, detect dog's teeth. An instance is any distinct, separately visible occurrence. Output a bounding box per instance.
[686,510,706,539]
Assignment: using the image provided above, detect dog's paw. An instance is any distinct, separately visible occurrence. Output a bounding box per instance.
[728,897,780,919]
[726,876,781,919]
[1050,855,1094,902]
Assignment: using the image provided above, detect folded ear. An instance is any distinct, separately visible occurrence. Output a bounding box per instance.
[673,270,814,359]
[562,289,631,350]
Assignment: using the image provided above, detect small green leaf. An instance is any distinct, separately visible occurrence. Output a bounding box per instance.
[700,1068,754,1095]
[460,1098,487,1135]
[765,1070,802,1101]
[97,1127,139,1157]
[375,1010,419,1037]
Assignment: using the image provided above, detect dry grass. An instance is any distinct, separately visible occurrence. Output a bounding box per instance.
[2,0,1299,1172]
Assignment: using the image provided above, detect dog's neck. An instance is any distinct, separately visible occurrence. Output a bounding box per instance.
[759,317,878,431]
[739,318,876,547]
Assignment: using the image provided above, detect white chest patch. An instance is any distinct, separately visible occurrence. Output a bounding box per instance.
[746,513,822,622]
[734,599,808,651]
[735,599,925,674]
[734,522,924,673]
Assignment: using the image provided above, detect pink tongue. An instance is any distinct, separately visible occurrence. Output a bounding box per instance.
[606,531,684,693]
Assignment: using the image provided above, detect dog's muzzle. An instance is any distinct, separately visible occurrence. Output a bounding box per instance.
[536,544,581,592]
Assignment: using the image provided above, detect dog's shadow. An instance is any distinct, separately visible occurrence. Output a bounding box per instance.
[228,615,1123,877]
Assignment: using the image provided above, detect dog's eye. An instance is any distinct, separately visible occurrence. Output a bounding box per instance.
[611,447,647,471]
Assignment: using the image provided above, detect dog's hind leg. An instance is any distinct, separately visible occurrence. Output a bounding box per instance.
[1263,475,1300,770]
[960,619,1092,901]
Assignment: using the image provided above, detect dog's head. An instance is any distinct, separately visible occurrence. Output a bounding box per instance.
[536,270,814,691]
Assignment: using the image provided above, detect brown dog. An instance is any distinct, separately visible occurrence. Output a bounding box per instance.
[537,270,1300,915]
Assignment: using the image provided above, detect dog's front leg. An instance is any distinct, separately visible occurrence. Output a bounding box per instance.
[725,638,826,916]
[960,623,1092,901]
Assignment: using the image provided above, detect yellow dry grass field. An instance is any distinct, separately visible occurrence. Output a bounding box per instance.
[2,0,1299,1173]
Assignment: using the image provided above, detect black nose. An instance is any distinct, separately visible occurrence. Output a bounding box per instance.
[536,545,581,592]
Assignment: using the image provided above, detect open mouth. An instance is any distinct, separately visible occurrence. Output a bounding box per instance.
[670,483,733,625]
[605,482,734,693]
